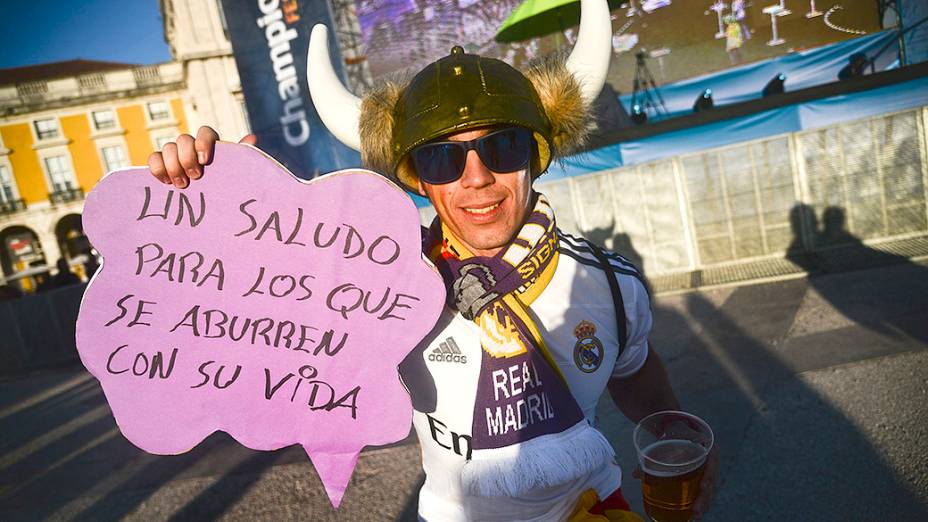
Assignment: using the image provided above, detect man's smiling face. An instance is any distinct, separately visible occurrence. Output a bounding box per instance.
[417,127,533,257]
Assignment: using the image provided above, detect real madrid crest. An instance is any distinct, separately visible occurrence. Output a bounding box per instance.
[573,320,603,373]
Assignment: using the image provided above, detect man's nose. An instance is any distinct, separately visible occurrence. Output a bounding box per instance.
[459,149,495,189]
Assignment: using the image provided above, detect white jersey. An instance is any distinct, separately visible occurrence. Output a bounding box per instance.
[400,232,652,522]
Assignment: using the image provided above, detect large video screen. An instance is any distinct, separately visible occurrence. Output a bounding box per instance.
[354,0,883,93]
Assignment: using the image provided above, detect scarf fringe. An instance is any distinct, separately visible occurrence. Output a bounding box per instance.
[461,421,615,498]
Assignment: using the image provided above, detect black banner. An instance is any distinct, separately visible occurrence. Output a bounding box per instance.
[221,0,360,178]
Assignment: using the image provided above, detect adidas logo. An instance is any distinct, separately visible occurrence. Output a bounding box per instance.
[428,337,467,364]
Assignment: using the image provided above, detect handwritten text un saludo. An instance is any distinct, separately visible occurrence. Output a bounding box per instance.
[102,186,423,420]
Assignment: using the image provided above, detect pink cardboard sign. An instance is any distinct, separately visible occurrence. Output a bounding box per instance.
[76,143,445,507]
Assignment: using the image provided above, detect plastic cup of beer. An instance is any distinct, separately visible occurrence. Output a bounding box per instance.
[633,410,714,522]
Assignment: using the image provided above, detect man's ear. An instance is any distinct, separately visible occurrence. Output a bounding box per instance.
[417,179,427,197]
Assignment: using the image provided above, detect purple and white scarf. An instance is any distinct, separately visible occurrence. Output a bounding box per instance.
[427,194,615,497]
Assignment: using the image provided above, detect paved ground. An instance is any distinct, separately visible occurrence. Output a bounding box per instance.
[1,259,927,521]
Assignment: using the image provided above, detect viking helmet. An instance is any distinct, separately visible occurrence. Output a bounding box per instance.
[307,0,612,193]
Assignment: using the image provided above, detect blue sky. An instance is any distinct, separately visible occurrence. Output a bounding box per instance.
[0,0,172,69]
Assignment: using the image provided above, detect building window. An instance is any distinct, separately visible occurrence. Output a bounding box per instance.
[34,118,60,140]
[147,101,171,121]
[101,145,129,172]
[0,164,16,203]
[44,155,76,193]
[92,109,117,130]
[155,135,174,150]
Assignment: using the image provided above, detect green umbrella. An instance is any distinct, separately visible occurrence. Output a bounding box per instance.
[495,0,624,43]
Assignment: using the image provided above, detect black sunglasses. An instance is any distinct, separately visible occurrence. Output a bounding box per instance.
[410,127,533,185]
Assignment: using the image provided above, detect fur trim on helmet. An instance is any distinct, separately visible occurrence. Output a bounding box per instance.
[524,54,595,158]
[359,79,407,177]
[357,55,593,189]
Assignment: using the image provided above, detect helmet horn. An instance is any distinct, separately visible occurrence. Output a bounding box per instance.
[307,24,362,151]
[565,0,612,103]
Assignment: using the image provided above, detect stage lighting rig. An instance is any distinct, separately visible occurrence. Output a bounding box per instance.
[838,53,870,81]
[631,103,647,125]
[763,73,786,97]
[630,50,668,125]
[693,89,714,112]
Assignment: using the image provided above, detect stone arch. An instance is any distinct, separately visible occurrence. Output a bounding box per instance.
[54,213,89,261]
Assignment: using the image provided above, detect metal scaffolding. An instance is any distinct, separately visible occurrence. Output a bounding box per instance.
[327,0,373,93]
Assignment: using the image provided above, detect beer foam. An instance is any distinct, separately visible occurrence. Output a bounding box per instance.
[641,439,707,476]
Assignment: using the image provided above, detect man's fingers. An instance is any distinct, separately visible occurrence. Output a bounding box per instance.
[176,134,201,179]
[147,152,172,185]
[195,126,220,164]
[153,127,251,187]
[161,142,188,188]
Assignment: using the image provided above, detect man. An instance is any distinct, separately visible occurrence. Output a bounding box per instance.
[724,15,744,65]
[148,1,716,519]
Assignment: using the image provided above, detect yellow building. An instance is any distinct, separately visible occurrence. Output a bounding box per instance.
[0,59,189,292]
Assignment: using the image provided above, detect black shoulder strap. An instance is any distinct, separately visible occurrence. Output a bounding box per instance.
[590,244,628,357]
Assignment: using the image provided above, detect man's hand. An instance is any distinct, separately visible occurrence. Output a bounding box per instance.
[609,347,719,517]
[630,444,718,520]
[147,126,257,188]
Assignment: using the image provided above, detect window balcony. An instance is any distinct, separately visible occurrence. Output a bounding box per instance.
[48,188,84,204]
[0,198,26,215]
[1,62,184,112]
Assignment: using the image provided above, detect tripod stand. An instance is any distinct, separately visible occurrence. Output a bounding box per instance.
[630,51,668,123]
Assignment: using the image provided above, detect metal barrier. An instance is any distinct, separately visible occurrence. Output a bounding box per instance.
[510,106,927,278]
[0,284,85,376]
